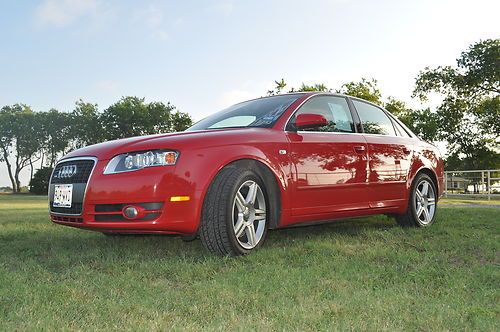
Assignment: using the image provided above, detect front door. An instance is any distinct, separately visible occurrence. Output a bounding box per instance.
[287,96,370,217]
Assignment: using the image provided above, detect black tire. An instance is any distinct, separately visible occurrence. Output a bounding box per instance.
[181,234,197,242]
[396,173,437,227]
[199,166,269,256]
[102,232,123,236]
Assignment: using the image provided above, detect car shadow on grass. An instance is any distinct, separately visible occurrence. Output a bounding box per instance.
[1,215,400,274]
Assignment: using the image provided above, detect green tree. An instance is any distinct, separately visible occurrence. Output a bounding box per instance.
[267,79,330,96]
[37,109,72,167]
[100,96,192,140]
[29,167,53,195]
[337,78,382,104]
[71,100,103,148]
[414,39,500,170]
[0,104,42,192]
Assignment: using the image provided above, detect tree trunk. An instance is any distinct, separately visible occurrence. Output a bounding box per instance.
[1,146,17,192]
[29,158,34,190]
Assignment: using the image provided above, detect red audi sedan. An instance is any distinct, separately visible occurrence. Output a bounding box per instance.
[49,92,444,255]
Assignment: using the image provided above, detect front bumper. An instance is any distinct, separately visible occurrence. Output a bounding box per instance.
[49,158,201,235]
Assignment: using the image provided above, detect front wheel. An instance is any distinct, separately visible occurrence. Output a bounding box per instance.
[396,173,437,227]
[199,167,269,256]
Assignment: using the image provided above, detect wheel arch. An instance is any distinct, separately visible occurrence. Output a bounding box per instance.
[206,158,283,230]
[413,167,439,199]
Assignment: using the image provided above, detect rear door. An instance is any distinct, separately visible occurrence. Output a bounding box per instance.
[287,95,370,217]
[351,99,413,208]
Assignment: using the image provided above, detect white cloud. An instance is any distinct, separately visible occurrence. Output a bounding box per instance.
[36,0,99,27]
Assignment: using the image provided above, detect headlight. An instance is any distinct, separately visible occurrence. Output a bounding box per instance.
[104,150,178,174]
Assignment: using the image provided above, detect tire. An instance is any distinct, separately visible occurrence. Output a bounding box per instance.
[102,232,123,236]
[396,173,437,227]
[181,234,197,242]
[199,166,269,256]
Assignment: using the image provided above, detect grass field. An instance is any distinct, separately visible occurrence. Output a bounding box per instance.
[0,195,499,331]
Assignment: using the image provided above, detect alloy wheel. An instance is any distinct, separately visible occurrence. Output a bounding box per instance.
[414,179,436,225]
[232,180,267,249]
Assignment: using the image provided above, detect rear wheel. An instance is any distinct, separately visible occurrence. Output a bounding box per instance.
[396,173,437,227]
[199,167,269,256]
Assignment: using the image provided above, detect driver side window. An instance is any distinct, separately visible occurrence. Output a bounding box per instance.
[293,96,355,133]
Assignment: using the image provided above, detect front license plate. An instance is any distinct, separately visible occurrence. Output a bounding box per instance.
[53,184,73,208]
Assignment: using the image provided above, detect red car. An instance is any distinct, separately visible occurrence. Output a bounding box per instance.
[49,92,444,255]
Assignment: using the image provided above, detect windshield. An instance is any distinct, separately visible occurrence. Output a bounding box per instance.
[186,94,300,131]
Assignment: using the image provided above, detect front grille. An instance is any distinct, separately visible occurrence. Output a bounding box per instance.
[51,215,83,223]
[50,203,83,215]
[51,160,95,184]
[49,158,96,215]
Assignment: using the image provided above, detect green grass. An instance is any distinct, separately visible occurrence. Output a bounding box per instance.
[441,198,500,205]
[0,196,498,331]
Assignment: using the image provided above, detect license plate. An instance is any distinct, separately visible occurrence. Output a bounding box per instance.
[53,184,73,208]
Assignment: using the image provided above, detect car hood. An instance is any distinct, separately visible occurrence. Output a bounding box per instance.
[62,128,274,161]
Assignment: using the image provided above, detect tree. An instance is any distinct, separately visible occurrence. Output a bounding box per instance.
[37,109,72,167]
[0,104,42,192]
[29,167,53,195]
[70,100,103,148]
[267,79,330,96]
[337,78,382,104]
[414,39,500,170]
[100,96,192,140]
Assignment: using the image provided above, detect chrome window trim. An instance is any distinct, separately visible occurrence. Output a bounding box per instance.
[48,156,98,216]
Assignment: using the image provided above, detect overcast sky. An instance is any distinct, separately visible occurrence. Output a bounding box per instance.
[1,0,499,187]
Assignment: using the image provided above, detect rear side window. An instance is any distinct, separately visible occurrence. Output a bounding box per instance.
[352,100,396,136]
[293,96,355,133]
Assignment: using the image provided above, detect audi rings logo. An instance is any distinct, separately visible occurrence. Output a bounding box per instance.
[55,165,78,178]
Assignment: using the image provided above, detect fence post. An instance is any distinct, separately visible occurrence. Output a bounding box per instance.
[444,172,448,198]
[488,170,491,201]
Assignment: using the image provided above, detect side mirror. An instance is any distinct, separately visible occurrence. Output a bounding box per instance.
[295,113,328,130]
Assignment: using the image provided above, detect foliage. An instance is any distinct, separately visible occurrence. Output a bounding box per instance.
[414,39,500,170]
[37,109,72,167]
[337,78,382,104]
[267,79,330,95]
[100,97,192,140]
[0,96,192,190]
[0,104,41,192]
[29,167,53,195]
[70,100,103,148]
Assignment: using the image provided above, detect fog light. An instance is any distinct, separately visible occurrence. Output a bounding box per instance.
[123,206,138,219]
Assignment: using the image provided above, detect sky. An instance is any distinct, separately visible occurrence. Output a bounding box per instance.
[0,0,499,188]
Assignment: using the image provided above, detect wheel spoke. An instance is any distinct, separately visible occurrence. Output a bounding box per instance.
[416,205,424,219]
[421,182,429,196]
[422,207,430,223]
[234,215,245,238]
[235,192,245,212]
[428,198,435,206]
[245,183,258,205]
[254,209,266,221]
[415,189,423,200]
[246,224,257,246]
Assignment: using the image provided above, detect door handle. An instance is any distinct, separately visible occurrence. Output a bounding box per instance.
[354,145,366,153]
